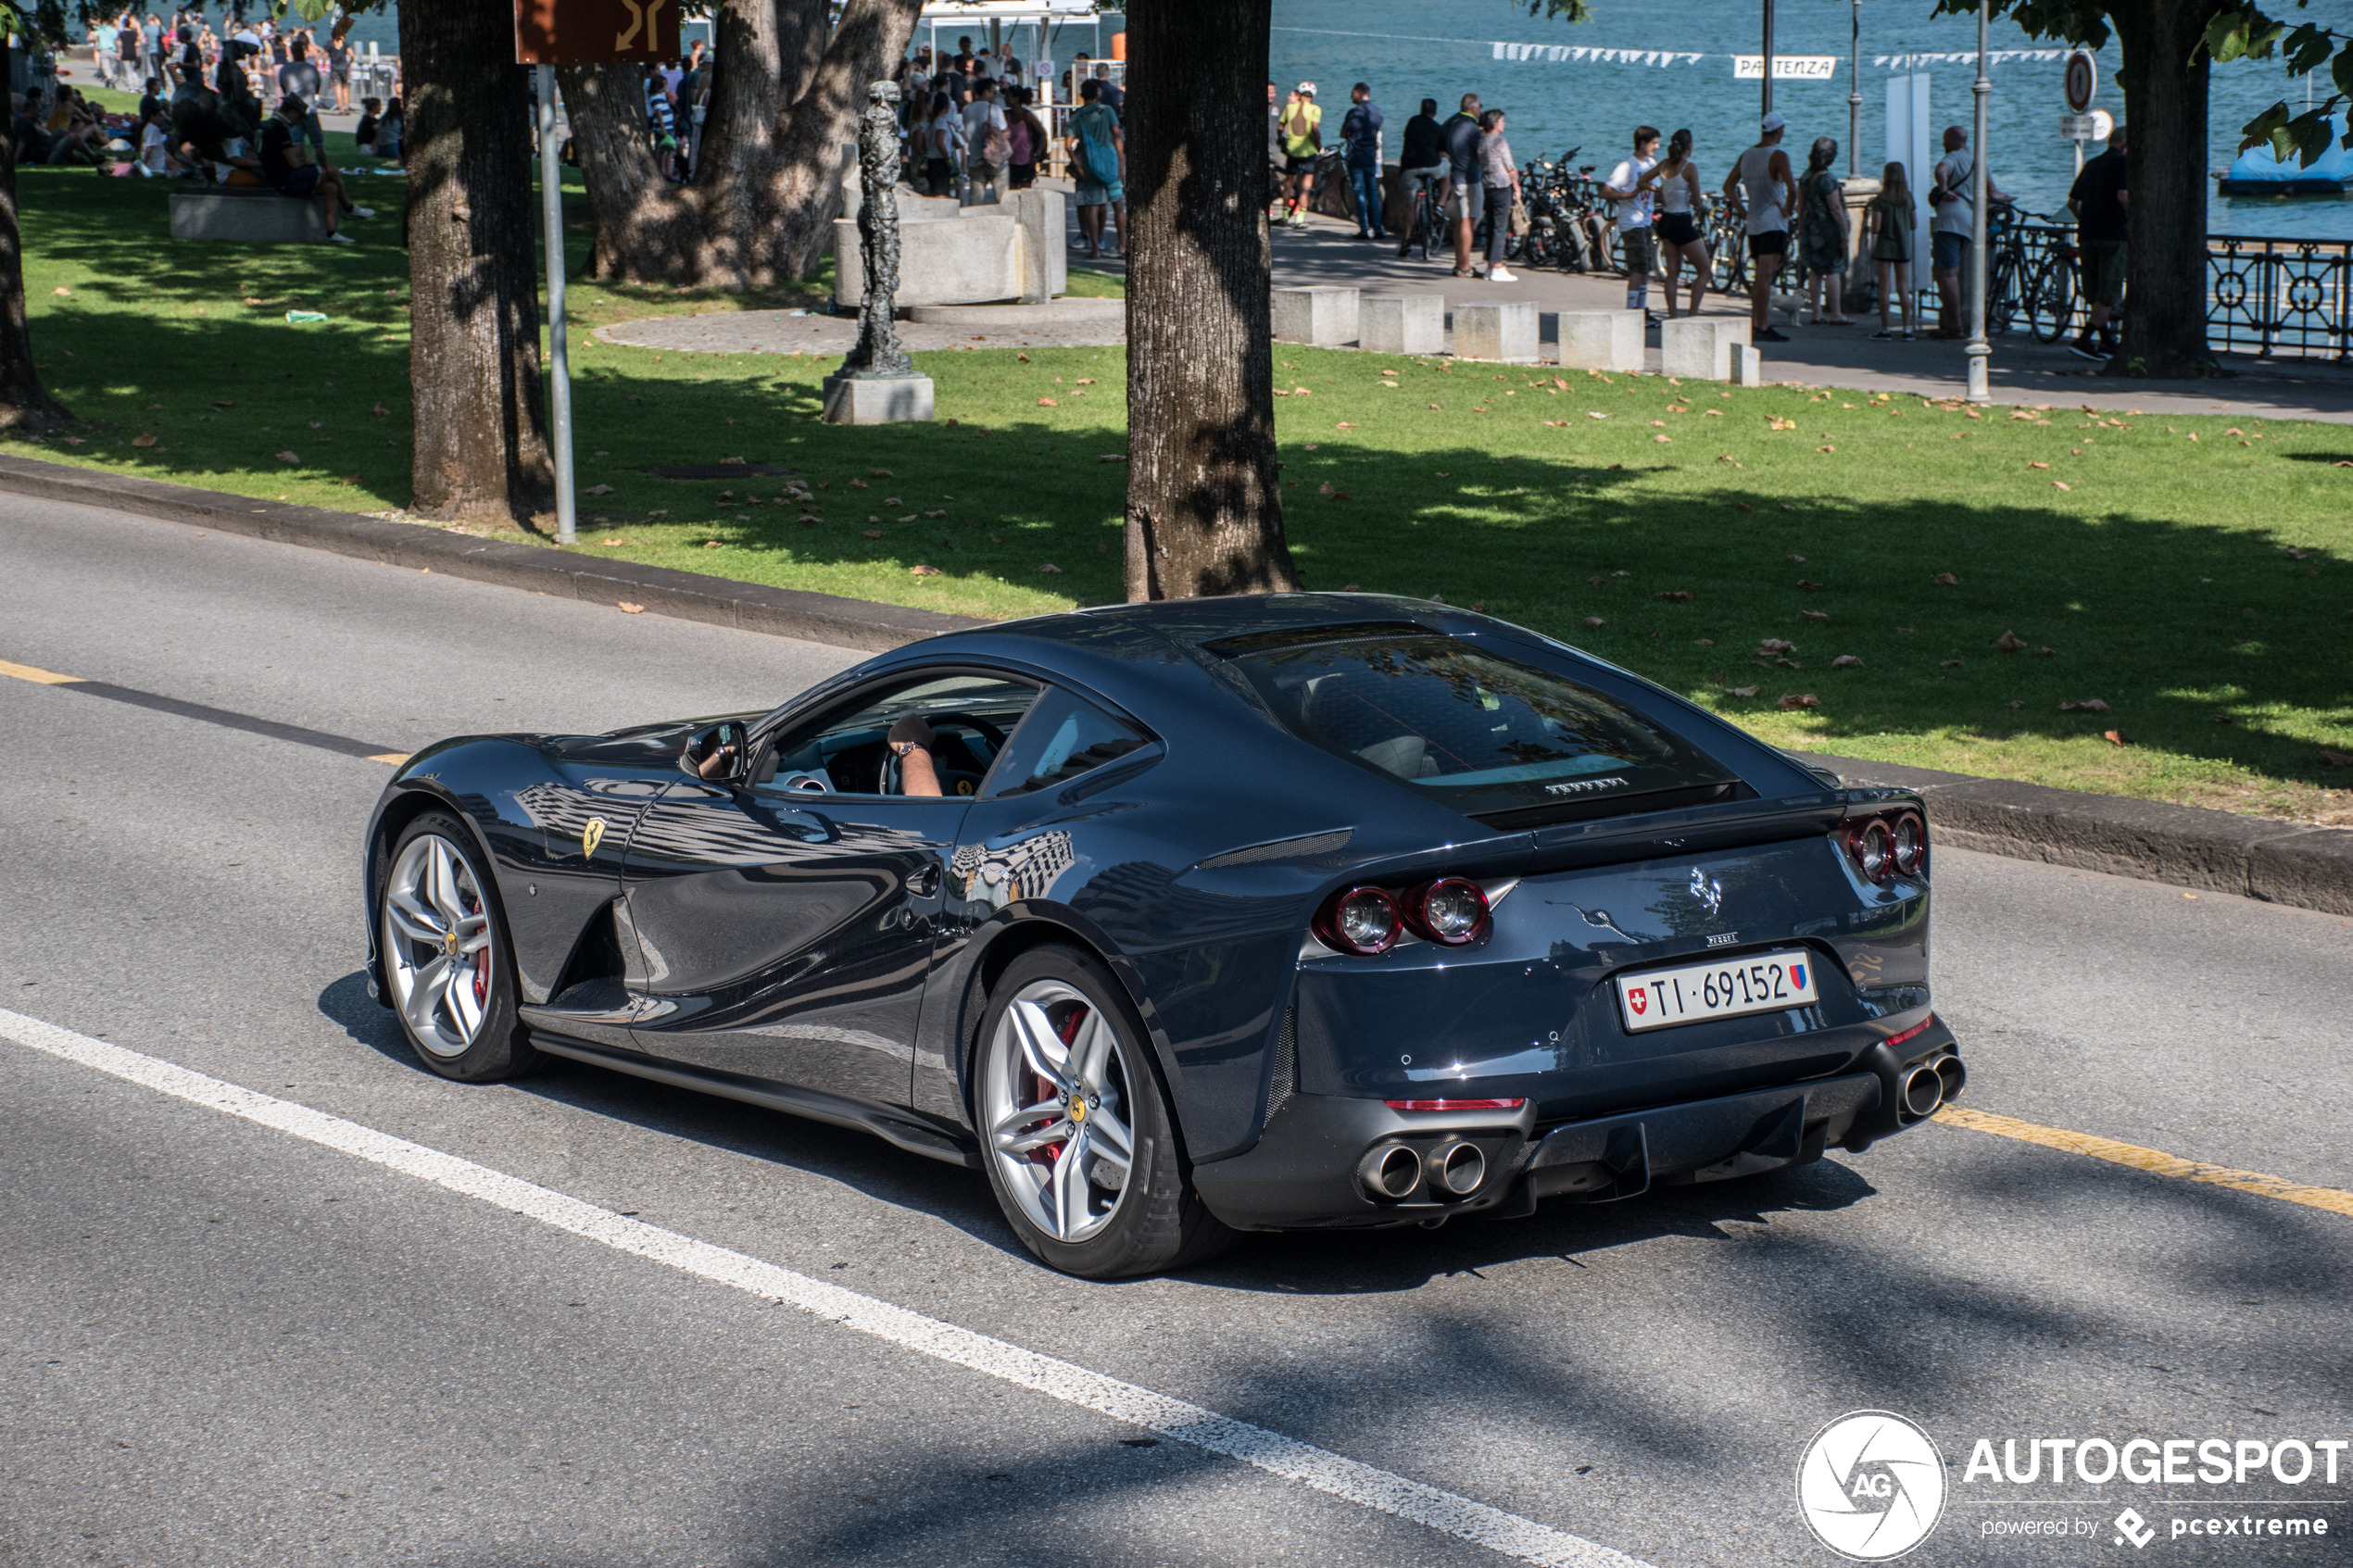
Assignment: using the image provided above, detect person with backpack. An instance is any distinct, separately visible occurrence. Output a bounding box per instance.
[1068,76,1125,257]
[961,78,1010,205]
[1005,86,1048,190]
[1277,82,1320,229]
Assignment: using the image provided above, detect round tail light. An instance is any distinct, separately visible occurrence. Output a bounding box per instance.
[1315,885,1403,955]
[1405,877,1491,946]
[1891,811,1928,876]
[1849,820,1894,884]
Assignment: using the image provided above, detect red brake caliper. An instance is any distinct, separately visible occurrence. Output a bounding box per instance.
[467,892,488,1004]
[1027,1006,1088,1167]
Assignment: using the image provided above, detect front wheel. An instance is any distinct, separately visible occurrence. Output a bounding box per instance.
[2028,257,2078,343]
[377,812,536,1082]
[975,946,1233,1278]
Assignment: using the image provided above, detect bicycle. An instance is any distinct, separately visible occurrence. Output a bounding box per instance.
[1398,168,1448,261]
[1982,204,2079,343]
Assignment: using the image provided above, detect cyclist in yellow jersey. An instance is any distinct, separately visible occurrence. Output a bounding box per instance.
[1279,82,1321,228]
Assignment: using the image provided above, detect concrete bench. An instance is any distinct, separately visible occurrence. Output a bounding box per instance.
[1453,300,1540,364]
[1361,294,1443,356]
[833,186,1066,308]
[169,185,326,244]
[1660,317,1752,381]
[1557,309,1643,372]
[1272,285,1361,347]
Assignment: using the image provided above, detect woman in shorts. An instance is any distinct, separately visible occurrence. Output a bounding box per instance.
[1798,136,1855,324]
[1641,128,1710,320]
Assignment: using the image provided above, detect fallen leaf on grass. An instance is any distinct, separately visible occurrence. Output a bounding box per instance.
[1038,562,1063,573]
[1757,638,1796,654]
[1831,655,1862,669]
[601,538,624,546]
[60,436,82,445]
[1703,408,1723,417]
[274,450,299,464]
[1995,631,2027,652]
[51,286,69,295]
[1336,421,1357,430]
[862,529,884,538]
[1654,433,1673,444]
[1585,411,1608,420]
[1934,571,1959,586]
[2009,700,2026,709]
[1816,444,1836,454]
[1724,685,1758,697]
[1582,616,1605,628]
[1038,396,1058,407]
[1800,610,1830,622]
[1099,454,1126,464]
[1789,554,1806,562]
[703,540,724,548]
[2059,698,2111,712]
[2028,460,2050,470]
[214,399,236,409]
[1695,638,1715,646]
[2052,480,2072,490]
[1428,403,1441,410]
[1016,352,1030,362]
[1542,420,1567,427]
[1778,693,1821,710]
[2284,546,2308,559]
[585,483,614,495]
[1939,659,1964,668]
[2102,729,2125,746]
[2037,646,2057,657]
[132,433,157,447]
[1655,590,1693,601]
[910,564,943,576]
[618,602,645,614]
[1733,502,1755,514]
[336,473,362,485]
[1795,578,1823,591]
[2322,750,2353,768]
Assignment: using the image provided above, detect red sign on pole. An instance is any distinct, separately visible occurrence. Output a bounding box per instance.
[515,0,682,66]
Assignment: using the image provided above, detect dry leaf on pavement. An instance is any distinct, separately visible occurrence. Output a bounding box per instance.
[618,602,645,614]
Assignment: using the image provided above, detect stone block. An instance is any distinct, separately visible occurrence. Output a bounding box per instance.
[1360,295,1444,356]
[1659,316,1751,380]
[1271,285,1361,346]
[821,373,935,425]
[1731,345,1765,387]
[835,212,1024,307]
[169,188,326,244]
[1453,300,1539,364]
[1557,309,1643,372]
[1010,187,1066,304]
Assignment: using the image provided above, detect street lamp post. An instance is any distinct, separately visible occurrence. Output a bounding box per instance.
[1964,0,1992,403]
[1848,0,1862,178]
[1762,0,1775,118]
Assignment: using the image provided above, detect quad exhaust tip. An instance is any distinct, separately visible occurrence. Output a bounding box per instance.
[1901,1063,1946,1120]
[1429,1140,1486,1197]
[1359,1143,1423,1200]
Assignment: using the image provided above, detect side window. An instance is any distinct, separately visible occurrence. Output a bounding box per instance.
[985,686,1151,797]
[760,673,1039,797]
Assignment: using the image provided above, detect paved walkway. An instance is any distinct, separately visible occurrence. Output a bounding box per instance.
[602,183,2353,423]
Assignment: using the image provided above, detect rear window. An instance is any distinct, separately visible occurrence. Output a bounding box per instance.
[1226,633,1740,822]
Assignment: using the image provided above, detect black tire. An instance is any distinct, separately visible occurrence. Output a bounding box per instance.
[2029,257,2077,343]
[377,811,537,1083]
[973,945,1233,1279]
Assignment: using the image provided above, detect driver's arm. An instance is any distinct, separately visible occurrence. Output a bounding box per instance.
[887,716,943,797]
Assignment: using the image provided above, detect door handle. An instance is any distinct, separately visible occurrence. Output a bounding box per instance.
[907,865,941,897]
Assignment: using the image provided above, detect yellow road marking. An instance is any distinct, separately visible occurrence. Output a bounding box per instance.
[1933,1105,2353,1218]
[366,753,411,766]
[0,658,81,684]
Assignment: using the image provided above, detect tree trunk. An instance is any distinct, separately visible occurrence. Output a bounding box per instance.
[563,0,920,290]
[0,40,69,433]
[402,0,554,523]
[1122,0,1298,601]
[2107,1,2222,377]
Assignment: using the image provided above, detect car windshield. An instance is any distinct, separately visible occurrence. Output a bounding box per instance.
[1226,633,1740,822]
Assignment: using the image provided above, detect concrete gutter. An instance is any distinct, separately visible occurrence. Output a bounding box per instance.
[0,453,988,655]
[1794,752,2353,918]
[2,452,2343,917]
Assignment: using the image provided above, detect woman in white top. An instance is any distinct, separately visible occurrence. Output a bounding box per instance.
[1723,111,1795,343]
[1637,128,1708,320]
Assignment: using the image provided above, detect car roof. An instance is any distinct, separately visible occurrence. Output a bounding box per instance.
[966,592,1458,651]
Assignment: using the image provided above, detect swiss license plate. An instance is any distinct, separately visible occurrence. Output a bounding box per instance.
[1617,950,1819,1033]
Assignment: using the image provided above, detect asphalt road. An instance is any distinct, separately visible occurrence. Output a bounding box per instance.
[4,495,2349,1568]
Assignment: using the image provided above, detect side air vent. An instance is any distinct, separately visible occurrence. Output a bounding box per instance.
[1266,1008,1297,1119]
[1198,829,1354,870]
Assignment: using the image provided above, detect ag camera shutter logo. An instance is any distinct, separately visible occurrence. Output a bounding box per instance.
[1797,1411,1948,1560]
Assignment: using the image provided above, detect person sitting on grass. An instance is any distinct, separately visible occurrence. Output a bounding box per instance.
[354,94,380,156]
[10,92,54,167]
[375,95,403,164]
[135,102,191,176]
[259,94,371,242]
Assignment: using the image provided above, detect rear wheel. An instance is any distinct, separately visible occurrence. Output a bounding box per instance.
[2028,256,2078,343]
[975,946,1232,1279]
[378,812,536,1082]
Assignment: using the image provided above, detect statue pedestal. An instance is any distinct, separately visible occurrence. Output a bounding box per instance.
[822,372,934,425]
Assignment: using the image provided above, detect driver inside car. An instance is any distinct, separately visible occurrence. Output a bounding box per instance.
[887,715,944,797]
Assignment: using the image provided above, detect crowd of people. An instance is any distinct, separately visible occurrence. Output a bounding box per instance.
[86,9,390,117]
[1259,81,2130,356]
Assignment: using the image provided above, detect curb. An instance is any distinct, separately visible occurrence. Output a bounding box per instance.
[1795,751,2353,918]
[0,454,990,655]
[5,453,2344,919]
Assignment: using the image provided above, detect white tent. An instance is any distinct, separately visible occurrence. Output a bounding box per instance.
[914,0,1122,107]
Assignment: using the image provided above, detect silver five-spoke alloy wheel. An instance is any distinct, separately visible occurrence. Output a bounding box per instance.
[380,833,496,1058]
[982,979,1137,1244]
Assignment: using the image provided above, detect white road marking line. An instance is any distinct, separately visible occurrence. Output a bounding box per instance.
[0,1008,1650,1568]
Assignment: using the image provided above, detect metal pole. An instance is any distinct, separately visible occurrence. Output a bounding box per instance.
[536,64,577,544]
[1762,0,1775,118]
[1848,0,1861,178]
[1965,0,1992,403]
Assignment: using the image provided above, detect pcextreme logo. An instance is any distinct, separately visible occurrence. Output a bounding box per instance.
[1797,1410,1949,1561]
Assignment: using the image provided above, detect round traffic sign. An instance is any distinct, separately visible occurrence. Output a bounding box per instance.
[2088,107,2113,143]
[2064,50,2098,113]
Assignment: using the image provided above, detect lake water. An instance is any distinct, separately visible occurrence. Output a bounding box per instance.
[1269,0,2353,243]
[149,0,2351,241]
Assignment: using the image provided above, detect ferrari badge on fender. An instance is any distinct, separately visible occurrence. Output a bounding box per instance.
[582,817,607,859]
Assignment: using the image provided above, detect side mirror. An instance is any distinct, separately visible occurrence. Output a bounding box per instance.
[680,721,747,784]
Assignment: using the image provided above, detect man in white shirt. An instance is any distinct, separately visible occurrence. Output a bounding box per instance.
[961,78,1010,206]
[1930,124,2007,338]
[1601,125,1662,320]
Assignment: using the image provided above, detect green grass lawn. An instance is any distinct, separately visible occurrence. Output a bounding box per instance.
[2,158,2347,822]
